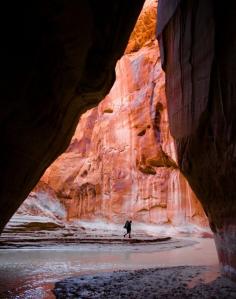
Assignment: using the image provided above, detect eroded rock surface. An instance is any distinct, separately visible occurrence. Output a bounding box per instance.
[157,0,236,280]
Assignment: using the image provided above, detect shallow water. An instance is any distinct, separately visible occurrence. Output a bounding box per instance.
[0,238,218,299]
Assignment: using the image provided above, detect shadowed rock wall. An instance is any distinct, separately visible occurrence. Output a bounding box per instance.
[0,0,145,232]
[157,0,236,280]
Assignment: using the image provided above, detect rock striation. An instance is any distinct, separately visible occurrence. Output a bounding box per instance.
[157,0,236,280]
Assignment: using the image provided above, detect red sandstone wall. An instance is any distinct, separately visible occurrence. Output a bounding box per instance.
[29,0,207,228]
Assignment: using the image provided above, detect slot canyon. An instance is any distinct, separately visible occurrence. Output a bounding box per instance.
[0,0,236,298]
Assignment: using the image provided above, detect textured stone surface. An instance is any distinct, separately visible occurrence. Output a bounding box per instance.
[125,0,157,54]
[16,182,66,220]
[0,0,145,232]
[28,1,207,230]
[54,266,236,299]
[157,0,236,280]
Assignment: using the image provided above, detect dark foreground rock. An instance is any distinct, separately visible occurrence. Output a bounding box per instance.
[0,0,145,233]
[54,265,236,299]
[157,0,236,279]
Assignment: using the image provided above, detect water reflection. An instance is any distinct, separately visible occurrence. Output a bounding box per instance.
[0,238,218,298]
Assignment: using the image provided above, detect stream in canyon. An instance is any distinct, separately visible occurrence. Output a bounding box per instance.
[0,237,219,299]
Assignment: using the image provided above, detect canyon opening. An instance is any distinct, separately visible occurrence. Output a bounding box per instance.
[0,0,236,298]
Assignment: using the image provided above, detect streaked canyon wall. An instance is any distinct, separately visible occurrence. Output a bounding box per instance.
[16,0,207,229]
[157,0,236,279]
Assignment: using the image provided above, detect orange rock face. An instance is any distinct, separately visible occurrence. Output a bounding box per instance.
[30,0,207,229]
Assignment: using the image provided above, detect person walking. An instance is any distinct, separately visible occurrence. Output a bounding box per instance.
[123,220,132,238]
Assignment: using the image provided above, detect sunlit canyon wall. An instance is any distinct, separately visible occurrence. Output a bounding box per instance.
[17,0,207,229]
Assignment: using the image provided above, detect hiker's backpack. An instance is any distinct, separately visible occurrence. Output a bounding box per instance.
[124,220,129,229]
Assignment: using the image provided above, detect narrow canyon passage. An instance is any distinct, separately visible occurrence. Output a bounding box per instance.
[0,0,236,298]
